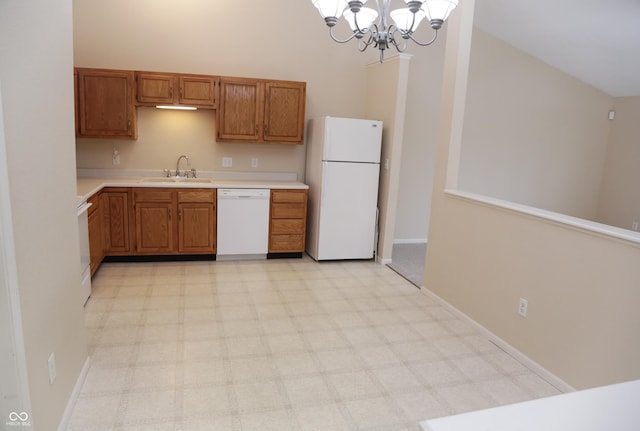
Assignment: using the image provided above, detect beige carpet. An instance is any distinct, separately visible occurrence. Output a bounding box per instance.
[387,243,427,288]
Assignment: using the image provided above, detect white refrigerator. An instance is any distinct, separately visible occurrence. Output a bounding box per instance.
[305,116,383,260]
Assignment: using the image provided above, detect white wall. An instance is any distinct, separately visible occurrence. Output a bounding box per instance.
[425,0,640,390]
[458,29,613,221]
[0,0,88,428]
[73,0,373,180]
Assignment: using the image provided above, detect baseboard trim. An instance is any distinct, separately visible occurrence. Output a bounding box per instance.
[420,287,576,394]
[393,238,428,245]
[57,355,91,431]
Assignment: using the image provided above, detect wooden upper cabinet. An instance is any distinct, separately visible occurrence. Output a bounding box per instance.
[216,77,306,144]
[216,77,262,142]
[179,76,218,107]
[76,68,137,139]
[136,72,175,104]
[264,81,306,143]
[136,72,218,109]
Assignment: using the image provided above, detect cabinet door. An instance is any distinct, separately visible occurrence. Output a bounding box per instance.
[263,81,306,144]
[136,72,176,104]
[135,202,174,254]
[102,191,131,254]
[216,78,262,141]
[179,75,218,108]
[76,68,136,139]
[178,204,216,253]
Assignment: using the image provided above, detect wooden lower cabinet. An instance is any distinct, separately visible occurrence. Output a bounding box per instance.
[133,188,216,255]
[101,189,131,254]
[269,189,308,253]
[134,189,174,253]
[177,189,216,253]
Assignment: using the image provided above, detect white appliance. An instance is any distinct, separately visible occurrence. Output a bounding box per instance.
[216,188,270,260]
[305,116,383,260]
[77,197,92,305]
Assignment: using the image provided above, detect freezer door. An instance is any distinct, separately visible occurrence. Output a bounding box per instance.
[323,117,382,163]
[316,161,380,260]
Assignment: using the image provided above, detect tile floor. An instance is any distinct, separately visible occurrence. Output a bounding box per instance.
[68,256,561,431]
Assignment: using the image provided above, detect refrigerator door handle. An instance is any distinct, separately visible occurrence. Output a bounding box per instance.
[320,162,328,208]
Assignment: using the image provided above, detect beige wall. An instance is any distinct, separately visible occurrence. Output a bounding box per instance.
[73,0,373,179]
[425,0,640,390]
[596,96,640,230]
[459,28,614,221]
[1,0,89,428]
[365,55,411,262]
[393,41,446,242]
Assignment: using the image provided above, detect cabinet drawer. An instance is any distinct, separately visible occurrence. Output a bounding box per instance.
[271,189,307,203]
[134,189,173,202]
[270,234,304,252]
[271,218,305,234]
[178,190,215,203]
[271,203,305,219]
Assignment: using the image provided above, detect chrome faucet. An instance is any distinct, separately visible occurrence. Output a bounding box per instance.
[175,155,190,177]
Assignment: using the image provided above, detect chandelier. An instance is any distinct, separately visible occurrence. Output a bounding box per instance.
[311,0,458,62]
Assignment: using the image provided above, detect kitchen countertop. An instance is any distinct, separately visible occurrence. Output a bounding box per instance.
[76,169,308,202]
[420,380,640,431]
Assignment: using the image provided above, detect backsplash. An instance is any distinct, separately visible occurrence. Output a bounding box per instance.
[75,108,307,179]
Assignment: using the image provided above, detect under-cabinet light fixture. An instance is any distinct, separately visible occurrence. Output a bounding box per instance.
[311,0,458,62]
[155,105,198,111]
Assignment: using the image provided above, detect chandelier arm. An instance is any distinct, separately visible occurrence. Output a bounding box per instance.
[357,38,371,52]
[405,29,439,47]
[389,33,407,53]
[329,26,362,44]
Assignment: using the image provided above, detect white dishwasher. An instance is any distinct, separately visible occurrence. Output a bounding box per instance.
[217,188,270,260]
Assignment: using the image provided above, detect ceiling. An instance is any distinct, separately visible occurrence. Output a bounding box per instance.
[473,0,640,97]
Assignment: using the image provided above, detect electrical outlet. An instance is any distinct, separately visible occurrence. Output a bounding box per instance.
[251,158,258,168]
[632,221,639,231]
[222,157,232,168]
[518,298,528,318]
[48,352,56,384]
[112,150,120,165]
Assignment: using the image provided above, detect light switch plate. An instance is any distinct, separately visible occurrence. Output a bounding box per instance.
[222,157,232,168]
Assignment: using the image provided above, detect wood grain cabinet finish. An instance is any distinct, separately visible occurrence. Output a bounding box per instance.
[133,188,216,255]
[134,189,174,254]
[217,77,306,144]
[76,68,137,139]
[101,189,131,254]
[177,190,216,253]
[87,192,104,276]
[136,72,219,109]
[263,81,306,143]
[269,189,308,253]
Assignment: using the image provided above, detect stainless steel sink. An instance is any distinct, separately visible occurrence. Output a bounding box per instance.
[139,177,213,184]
